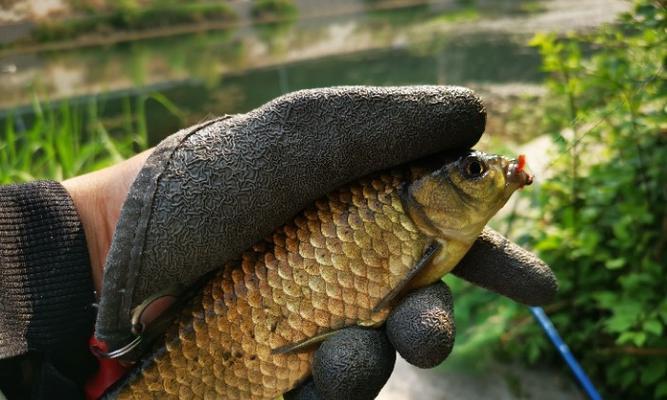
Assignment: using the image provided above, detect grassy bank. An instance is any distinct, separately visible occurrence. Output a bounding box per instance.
[0,94,178,182]
[30,2,238,44]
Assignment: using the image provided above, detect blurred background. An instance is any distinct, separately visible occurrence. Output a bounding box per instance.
[1,0,665,399]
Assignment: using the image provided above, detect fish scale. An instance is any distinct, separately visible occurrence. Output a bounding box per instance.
[114,169,432,400]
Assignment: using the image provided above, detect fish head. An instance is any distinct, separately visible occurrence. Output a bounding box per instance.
[405,151,532,244]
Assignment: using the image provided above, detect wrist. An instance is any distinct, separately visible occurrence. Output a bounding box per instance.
[62,149,153,296]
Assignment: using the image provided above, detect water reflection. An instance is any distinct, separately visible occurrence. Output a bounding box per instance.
[1,1,545,143]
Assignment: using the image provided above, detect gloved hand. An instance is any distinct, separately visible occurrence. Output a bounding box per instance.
[77,86,556,398]
[284,227,556,400]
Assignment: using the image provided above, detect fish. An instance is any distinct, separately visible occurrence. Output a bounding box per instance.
[106,150,532,399]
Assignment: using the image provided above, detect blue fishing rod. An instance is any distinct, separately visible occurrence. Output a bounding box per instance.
[504,176,602,400]
[530,307,603,400]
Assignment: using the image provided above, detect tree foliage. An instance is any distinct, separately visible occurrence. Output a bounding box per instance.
[505,2,667,398]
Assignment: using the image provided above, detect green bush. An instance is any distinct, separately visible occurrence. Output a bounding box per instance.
[251,0,298,21]
[32,2,237,43]
[503,2,667,399]
[110,3,237,30]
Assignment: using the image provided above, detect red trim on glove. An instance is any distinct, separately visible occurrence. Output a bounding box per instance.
[85,336,129,400]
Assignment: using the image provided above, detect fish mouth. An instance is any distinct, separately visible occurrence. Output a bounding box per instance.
[505,156,533,189]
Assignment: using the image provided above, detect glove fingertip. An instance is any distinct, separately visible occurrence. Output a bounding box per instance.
[386,282,455,369]
[454,227,558,306]
[313,327,395,400]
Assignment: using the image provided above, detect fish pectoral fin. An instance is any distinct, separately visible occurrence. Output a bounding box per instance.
[271,329,341,355]
[272,242,441,355]
[371,241,441,313]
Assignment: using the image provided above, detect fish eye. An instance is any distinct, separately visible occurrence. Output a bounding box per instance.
[461,156,487,179]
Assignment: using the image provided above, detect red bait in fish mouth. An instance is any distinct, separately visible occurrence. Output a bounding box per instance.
[515,154,533,188]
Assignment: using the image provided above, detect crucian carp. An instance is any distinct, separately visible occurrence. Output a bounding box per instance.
[107,150,532,399]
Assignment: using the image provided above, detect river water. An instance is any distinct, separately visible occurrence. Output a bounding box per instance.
[0,0,627,145]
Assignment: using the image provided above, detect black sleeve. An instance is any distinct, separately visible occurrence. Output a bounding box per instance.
[0,181,97,400]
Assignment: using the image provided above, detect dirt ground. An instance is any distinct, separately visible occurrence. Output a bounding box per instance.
[379,356,585,400]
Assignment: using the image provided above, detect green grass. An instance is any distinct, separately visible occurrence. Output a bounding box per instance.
[0,95,163,183]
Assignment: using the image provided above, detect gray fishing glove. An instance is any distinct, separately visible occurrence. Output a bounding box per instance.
[95,86,557,398]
